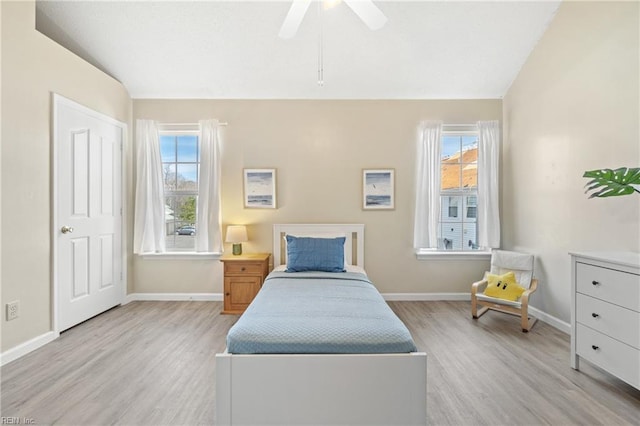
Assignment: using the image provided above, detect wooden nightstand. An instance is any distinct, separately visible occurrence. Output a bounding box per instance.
[220,253,271,314]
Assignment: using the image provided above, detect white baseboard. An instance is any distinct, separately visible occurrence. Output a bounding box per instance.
[0,331,59,366]
[124,293,223,304]
[529,306,571,334]
[381,293,569,334]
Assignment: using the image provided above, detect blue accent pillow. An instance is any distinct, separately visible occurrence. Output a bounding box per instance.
[285,236,346,272]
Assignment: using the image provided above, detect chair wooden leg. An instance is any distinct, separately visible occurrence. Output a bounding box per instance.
[524,316,538,332]
[472,298,489,319]
[520,280,538,332]
[474,306,489,319]
[471,294,478,318]
[471,283,489,319]
[521,302,538,332]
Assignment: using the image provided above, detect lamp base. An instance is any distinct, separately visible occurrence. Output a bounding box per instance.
[232,243,243,255]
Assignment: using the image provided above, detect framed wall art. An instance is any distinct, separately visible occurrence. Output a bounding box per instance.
[244,168,277,209]
[362,169,395,210]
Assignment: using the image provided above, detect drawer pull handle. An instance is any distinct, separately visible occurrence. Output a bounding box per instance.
[225,292,230,296]
[591,280,600,286]
[591,313,599,318]
[241,267,246,271]
[592,345,599,351]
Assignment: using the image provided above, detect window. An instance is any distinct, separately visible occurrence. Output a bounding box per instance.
[134,119,222,257]
[414,120,499,258]
[160,132,199,251]
[439,132,478,251]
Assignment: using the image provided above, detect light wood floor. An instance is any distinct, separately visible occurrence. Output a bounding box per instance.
[1,301,639,425]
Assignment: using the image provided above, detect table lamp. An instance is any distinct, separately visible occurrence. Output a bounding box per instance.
[226,225,248,255]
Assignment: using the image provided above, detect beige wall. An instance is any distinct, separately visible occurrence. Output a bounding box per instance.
[0,1,132,352]
[503,1,640,323]
[133,100,501,295]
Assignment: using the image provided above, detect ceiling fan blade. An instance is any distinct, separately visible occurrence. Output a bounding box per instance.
[344,0,387,31]
[279,0,312,39]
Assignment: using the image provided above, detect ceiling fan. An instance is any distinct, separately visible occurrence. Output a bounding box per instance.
[279,0,388,39]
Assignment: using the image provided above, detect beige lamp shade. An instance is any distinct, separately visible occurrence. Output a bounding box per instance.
[226,225,248,255]
[225,225,248,243]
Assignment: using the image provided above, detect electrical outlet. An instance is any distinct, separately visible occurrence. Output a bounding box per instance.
[6,301,19,321]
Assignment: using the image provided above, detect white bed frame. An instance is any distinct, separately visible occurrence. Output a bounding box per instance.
[215,224,427,425]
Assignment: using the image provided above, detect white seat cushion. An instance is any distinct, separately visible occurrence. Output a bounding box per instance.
[475,292,523,308]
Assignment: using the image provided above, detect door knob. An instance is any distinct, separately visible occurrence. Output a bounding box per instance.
[61,226,74,234]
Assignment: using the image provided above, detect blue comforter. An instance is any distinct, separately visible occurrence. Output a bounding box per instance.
[226,271,418,354]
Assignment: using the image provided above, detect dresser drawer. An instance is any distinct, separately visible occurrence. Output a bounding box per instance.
[576,262,640,311]
[576,324,640,388]
[576,293,640,349]
[224,262,265,275]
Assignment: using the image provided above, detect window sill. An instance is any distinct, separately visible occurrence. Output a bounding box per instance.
[415,249,492,261]
[139,252,222,261]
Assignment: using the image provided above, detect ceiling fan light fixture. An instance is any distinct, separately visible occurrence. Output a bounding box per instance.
[279,0,312,39]
[323,0,342,10]
[344,0,387,31]
[278,0,388,87]
[279,0,387,40]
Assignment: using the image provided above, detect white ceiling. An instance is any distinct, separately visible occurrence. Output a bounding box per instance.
[35,0,561,99]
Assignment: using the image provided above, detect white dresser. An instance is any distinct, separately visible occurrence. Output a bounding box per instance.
[570,251,640,390]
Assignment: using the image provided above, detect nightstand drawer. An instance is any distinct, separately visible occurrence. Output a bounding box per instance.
[224,262,265,275]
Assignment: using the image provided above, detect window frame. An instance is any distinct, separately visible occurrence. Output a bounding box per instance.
[416,125,491,260]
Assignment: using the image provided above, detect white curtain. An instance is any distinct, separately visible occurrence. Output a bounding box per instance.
[133,119,166,254]
[195,119,223,253]
[413,121,442,250]
[477,120,500,248]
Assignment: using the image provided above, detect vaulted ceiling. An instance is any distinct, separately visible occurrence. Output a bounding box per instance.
[36,0,561,99]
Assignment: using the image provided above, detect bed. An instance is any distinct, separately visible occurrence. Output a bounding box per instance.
[215,224,427,425]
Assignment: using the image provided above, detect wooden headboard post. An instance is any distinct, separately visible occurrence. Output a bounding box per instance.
[273,224,365,268]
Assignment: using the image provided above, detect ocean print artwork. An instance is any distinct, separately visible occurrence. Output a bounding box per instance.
[363,169,394,210]
[244,169,277,208]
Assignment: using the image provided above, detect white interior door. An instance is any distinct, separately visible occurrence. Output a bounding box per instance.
[54,95,124,332]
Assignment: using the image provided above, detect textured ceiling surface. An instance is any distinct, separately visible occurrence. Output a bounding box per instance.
[36,0,561,99]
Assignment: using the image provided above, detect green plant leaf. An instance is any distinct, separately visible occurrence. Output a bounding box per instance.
[583,167,640,198]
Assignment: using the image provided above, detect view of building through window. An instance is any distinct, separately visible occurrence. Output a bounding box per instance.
[160,133,199,251]
[440,133,478,250]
